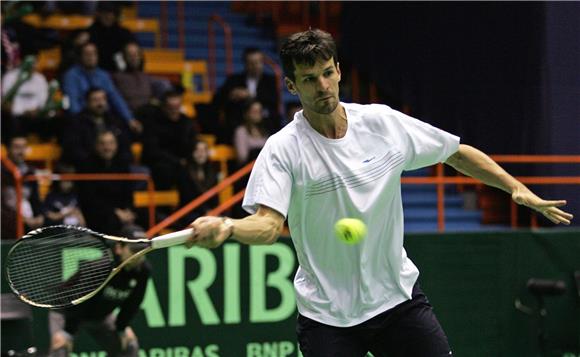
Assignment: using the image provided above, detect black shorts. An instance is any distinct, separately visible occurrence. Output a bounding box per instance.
[296,283,452,357]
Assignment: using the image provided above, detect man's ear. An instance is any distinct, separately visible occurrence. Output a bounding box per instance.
[285,77,298,95]
[336,62,341,82]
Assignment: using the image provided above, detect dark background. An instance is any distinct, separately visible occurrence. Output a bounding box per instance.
[340,2,580,221]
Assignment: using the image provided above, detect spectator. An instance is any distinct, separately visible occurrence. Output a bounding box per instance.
[178,140,219,221]
[78,131,136,235]
[0,135,44,236]
[61,87,132,168]
[0,2,59,64]
[233,99,269,166]
[212,48,279,143]
[42,163,86,227]
[86,1,136,72]
[112,42,155,112]
[1,55,49,139]
[140,90,197,189]
[62,42,142,133]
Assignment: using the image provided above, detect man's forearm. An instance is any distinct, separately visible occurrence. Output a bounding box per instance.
[445,144,524,194]
[230,213,283,245]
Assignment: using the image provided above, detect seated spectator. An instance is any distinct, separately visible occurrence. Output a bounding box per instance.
[1,55,49,139]
[139,90,197,189]
[233,99,269,166]
[1,135,44,237]
[86,1,136,72]
[178,140,219,221]
[78,131,137,235]
[62,42,142,133]
[60,87,132,168]
[112,42,156,112]
[42,163,86,227]
[211,48,280,143]
[0,2,59,64]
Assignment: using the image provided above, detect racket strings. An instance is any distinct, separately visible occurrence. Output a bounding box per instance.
[7,229,114,307]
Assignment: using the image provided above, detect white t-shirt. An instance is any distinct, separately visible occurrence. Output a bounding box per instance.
[242,102,460,327]
[1,69,48,116]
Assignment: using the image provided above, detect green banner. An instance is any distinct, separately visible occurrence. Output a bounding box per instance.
[2,230,579,356]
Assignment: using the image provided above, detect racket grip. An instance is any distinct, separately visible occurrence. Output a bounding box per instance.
[151,228,194,249]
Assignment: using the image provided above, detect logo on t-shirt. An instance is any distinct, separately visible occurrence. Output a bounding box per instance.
[362,156,376,163]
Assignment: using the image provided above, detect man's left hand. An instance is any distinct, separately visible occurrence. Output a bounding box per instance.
[512,187,573,225]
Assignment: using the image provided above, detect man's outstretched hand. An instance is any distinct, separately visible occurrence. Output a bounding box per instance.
[511,187,573,225]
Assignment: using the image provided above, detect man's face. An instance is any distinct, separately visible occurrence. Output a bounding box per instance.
[8,137,27,163]
[192,141,209,165]
[87,90,108,116]
[163,96,182,121]
[124,43,142,71]
[95,132,118,161]
[244,102,263,124]
[97,11,116,27]
[245,52,264,78]
[81,44,99,69]
[286,58,341,115]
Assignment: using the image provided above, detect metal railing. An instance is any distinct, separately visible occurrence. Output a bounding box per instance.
[208,14,233,91]
[147,155,580,235]
[263,54,284,117]
[1,157,158,238]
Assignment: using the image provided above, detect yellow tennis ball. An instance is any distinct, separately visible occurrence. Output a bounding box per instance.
[334,218,367,245]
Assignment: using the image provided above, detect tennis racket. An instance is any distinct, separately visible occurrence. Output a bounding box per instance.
[5,225,193,309]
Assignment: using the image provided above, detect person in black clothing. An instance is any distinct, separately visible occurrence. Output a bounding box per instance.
[78,130,136,235]
[178,140,219,223]
[61,87,132,169]
[48,227,150,357]
[1,135,44,238]
[42,163,86,227]
[139,89,197,189]
[211,47,280,143]
[86,2,136,72]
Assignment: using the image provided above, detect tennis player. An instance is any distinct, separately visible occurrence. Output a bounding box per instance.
[48,228,150,357]
[187,29,573,356]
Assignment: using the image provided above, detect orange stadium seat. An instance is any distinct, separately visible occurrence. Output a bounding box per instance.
[133,190,179,208]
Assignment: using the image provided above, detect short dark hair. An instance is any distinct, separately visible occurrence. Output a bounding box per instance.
[160,89,183,104]
[280,29,338,81]
[242,47,262,62]
[85,87,105,100]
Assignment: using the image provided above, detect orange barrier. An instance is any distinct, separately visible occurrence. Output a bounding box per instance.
[150,155,579,235]
[7,173,157,238]
[208,14,234,91]
[1,157,24,238]
[146,161,254,237]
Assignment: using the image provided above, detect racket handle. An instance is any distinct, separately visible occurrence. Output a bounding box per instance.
[151,228,194,249]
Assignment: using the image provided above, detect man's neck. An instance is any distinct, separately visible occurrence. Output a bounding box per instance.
[82,65,96,72]
[303,104,347,139]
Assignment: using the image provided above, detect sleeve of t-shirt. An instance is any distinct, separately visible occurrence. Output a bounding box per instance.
[241,137,293,218]
[388,108,460,171]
